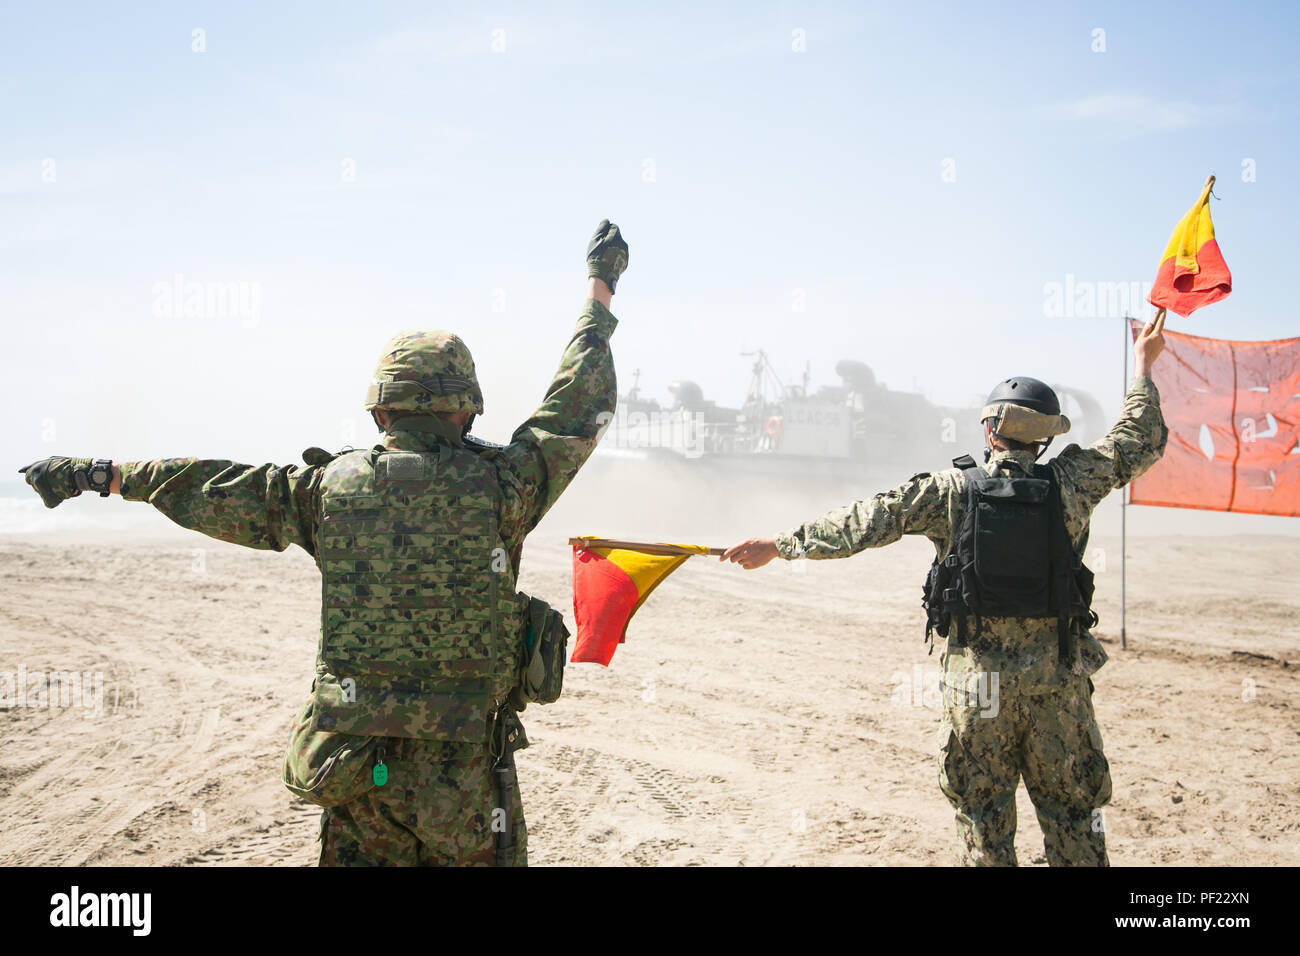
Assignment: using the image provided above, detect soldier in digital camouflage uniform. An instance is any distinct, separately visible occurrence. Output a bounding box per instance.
[20,219,630,867]
[723,313,1171,866]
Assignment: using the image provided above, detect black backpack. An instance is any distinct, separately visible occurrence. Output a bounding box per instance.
[922,455,1098,658]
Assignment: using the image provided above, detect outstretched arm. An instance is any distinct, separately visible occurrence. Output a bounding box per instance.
[722,473,950,570]
[19,454,325,554]
[117,458,325,554]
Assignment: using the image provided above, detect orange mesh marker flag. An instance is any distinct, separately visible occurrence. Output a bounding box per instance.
[569,537,720,666]
[1128,320,1300,516]
[1147,175,1232,317]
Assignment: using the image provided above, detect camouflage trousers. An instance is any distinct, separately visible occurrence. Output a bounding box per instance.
[318,736,527,866]
[937,674,1111,866]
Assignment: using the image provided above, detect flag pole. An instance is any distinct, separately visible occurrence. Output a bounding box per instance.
[568,536,727,557]
[1121,314,1130,650]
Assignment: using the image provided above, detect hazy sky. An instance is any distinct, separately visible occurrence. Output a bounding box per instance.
[3,1,1297,533]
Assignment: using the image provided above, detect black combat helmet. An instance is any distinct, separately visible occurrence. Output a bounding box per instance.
[983,377,1060,417]
[981,377,1066,461]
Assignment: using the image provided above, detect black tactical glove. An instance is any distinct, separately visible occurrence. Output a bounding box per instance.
[19,457,109,509]
[586,219,629,293]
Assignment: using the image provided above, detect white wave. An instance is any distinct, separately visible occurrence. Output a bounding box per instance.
[0,497,166,536]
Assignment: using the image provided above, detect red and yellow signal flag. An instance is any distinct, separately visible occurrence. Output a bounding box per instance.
[1147,174,1232,317]
[568,537,721,666]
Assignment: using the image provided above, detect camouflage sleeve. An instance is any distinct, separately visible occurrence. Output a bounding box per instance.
[118,458,325,555]
[774,472,950,560]
[1052,375,1169,517]
[497,298,618,534]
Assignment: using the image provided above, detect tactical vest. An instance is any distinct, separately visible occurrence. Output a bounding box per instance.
[310,444,523,743]
[922,455,1097,657]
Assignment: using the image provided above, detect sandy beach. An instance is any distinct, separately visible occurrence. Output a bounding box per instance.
[2,477,1297,866]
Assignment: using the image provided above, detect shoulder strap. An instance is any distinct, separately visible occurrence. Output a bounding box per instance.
[464,433,506,458]
[302,446,340,467]
[304,445,382,468]
[1035,460,1076,661]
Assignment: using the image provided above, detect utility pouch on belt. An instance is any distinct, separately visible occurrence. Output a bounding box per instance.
[281,697,380,808]
[509,593,569,710]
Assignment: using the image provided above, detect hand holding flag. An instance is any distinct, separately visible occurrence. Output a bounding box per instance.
[720,538,780,570]
[1134,308,1168,378]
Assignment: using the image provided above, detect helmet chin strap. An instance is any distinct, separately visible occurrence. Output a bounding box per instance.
[462,413,476,438]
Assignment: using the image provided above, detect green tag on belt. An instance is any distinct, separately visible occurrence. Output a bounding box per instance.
[373,761,388,786]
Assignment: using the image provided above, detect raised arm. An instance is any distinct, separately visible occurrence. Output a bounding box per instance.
[1053,311,1170,515]
[498,221,626,532]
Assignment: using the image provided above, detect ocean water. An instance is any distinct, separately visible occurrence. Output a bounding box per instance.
[0,487,168,535]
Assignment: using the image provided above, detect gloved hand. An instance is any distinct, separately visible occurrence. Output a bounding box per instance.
[586,219,629,293]
[19,457,95,509]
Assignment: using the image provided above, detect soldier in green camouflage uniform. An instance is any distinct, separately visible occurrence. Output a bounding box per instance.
[20,219,630,867]
[723,314,1171,866]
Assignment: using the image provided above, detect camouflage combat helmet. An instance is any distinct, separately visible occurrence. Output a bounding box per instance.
[364,330,485,416]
